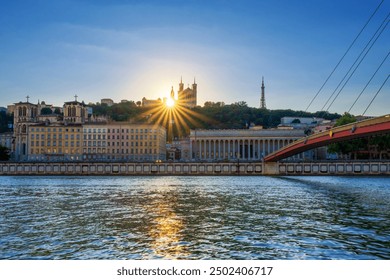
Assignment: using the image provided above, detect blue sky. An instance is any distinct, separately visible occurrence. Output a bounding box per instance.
[0,0,388,116]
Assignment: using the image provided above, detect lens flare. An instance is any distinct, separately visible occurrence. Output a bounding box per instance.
[166,97,175,108]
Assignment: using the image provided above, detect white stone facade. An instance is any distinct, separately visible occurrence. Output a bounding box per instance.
[189,128,306,161]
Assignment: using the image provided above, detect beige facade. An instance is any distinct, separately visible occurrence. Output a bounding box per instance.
[28,124,83,161]
[105,123,166,161]
[27,123,167,162]
[82,124,108,160]
[12,96,167,162]
[189,128,306,161]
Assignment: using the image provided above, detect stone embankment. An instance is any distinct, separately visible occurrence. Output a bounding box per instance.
[0,161,389,175]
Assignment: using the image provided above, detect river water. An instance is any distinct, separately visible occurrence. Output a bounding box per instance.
[0,176,389,260]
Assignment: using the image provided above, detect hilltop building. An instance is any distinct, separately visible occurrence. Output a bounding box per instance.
[101,98,114,107]
[177,77,197,108]
[279,117,325,130]
[142,97,162,107]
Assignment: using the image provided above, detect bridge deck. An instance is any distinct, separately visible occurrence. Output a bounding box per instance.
[264,114,390,162]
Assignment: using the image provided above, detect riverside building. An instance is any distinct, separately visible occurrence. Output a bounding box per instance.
[85,123,166,161]
[28,123,83,161]
[12,97,167,162]
[189,128,306,161]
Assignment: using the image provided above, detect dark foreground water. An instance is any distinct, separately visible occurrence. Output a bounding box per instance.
[0,176,389,260]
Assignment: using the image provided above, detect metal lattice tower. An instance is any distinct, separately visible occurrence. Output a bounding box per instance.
[260,77,266,109]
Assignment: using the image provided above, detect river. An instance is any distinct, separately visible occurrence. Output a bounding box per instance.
[0,176,389,259]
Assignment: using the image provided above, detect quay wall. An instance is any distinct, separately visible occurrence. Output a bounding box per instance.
[0,161,389,176]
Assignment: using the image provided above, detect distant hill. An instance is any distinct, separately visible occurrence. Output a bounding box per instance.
[89,101,341,137]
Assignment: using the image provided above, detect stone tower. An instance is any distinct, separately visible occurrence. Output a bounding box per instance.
[13,96,39,160]
[63,95,88,124]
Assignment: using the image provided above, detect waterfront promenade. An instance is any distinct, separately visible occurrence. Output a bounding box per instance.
[1,161,389,176]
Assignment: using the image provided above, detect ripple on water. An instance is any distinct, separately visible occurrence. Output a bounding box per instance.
[0,176,389,259]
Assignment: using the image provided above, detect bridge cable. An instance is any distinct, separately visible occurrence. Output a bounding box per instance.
[348,50,390,113]
[304,0,385,112]
[321,13,389,112]
[324,13,389,112]
[362,74,390,116]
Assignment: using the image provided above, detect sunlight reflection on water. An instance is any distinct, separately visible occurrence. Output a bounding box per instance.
[0,176,389,259]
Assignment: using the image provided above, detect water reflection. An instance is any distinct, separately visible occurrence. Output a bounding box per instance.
[146,198,186,259]
[0,176,389,259]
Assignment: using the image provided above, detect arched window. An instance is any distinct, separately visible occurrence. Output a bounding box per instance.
[22,124,27,133]
[71,107,76,117]
[22,107,27,116]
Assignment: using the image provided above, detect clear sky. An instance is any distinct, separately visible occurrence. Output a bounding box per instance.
[0,0,389,116]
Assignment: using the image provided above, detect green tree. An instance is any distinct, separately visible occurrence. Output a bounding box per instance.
[327,113,357,156]
[291,118,301,124]
[0,111,8,132]
[0,145,10,161]
[333,112,356,126]
[40,107,52,115]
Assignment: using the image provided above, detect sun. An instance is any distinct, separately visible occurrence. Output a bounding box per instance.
[166,97,175,108]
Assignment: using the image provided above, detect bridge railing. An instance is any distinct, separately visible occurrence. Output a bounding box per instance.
[265,114,390,159]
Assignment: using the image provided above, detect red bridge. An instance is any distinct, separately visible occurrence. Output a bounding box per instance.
[264,114,390,162]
